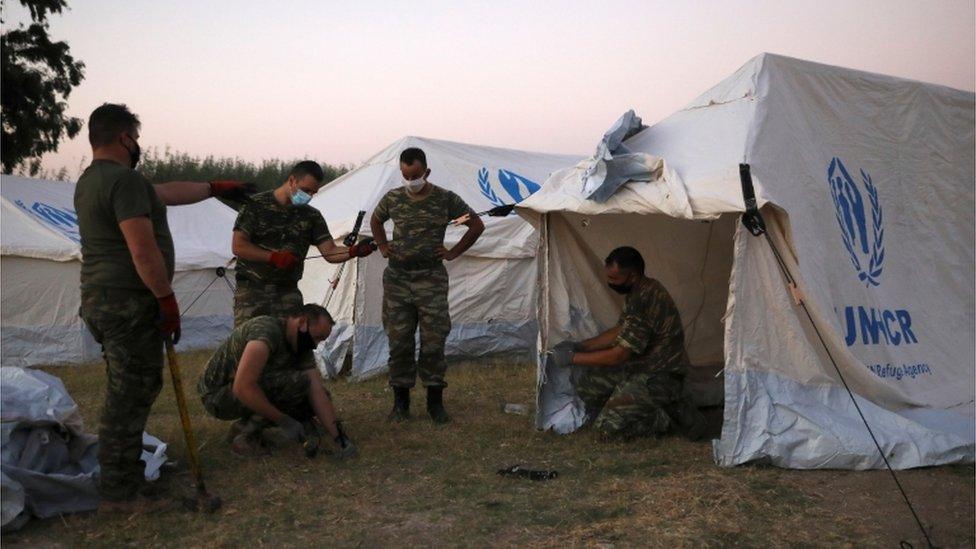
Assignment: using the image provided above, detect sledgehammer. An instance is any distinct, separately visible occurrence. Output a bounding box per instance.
[164,337,222,513]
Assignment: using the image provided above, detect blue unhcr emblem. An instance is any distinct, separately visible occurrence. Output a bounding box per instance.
[826,157,885,286]
[478,168,541,206]
[15,200,81,243]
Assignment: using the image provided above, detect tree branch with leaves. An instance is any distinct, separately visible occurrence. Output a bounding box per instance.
[1,0,85,174]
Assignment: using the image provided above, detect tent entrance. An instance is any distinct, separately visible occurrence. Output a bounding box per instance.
[539,210,738,418]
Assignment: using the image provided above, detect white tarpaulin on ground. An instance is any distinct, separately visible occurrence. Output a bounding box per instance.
[1,175,238,366]
[519,53,975,469]
[301,136,580,380]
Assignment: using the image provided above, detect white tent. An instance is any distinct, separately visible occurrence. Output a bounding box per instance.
[1,175,237,367]
[301,136,580,380]
[519,53,975,469]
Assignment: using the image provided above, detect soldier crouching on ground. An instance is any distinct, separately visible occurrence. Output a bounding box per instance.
[197,304,357,459]
[549,246,706,441]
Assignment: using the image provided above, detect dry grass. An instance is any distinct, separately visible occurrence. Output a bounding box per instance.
[5,352,973,548]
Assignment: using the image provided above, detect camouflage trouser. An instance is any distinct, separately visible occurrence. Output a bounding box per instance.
[575,365,686,440]
[233,281,303,327]
[79,287,163,502]
[200,369,313,422]
[382,265,450,388]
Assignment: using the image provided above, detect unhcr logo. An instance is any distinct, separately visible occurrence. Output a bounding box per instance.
[15,200,81,243]
[827,157,885,287]
[478,168,541,207]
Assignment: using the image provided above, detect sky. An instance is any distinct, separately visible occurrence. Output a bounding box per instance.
[5,0,975,176]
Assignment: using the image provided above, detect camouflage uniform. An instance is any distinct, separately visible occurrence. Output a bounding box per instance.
[373,185,473,388]
[74,160,174,502]
[575,277,692,439]
[197,316,313,421]
[232,190,331,326]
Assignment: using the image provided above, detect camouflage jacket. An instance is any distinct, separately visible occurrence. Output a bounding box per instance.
[614,277,689,375]
[234,190,331,284]
[373,184,473,268]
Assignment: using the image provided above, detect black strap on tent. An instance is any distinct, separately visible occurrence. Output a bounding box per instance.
[739,164,766,236]
[324,210,368,308]
[737,163,933,548]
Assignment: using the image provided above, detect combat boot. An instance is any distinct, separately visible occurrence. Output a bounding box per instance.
[672,399,707,441]
[388,387,410,422]
[426,386,451,424]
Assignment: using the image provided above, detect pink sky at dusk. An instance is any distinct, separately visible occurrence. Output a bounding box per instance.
[5,0,974,176]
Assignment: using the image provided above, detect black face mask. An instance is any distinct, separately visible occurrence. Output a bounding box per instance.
[122,136,141,169]
[608,282,633,295]
[295,328,317,355]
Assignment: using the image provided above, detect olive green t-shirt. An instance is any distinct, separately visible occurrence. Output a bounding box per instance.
[614,277,689,375]
[197,315,298,395]
[233,191,332,284]
[373,184,473,265]
[74,160,174,290]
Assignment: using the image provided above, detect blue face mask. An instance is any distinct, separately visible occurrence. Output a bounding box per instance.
[291,188,312,207]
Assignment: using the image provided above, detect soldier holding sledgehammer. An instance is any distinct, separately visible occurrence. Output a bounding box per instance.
[75,103,254,514]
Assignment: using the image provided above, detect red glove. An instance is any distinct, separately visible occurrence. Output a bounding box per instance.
[348,238,377,258]
[209,180,257,201]
[269,251,299,270]
[156,293,181,344]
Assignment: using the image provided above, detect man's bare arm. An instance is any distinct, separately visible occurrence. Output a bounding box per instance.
[119,217,172,297]
[232,340,285,422]
[370,214,391,258]
[578,326,622,352]
[316,240,351,264]
[232,231,273,263]
[573,345,631,368]
[152,181,211,205]
[439,214,485,260]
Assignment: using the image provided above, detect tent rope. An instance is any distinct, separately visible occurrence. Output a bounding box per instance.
[305,204,517,262]
[739,163,933,548]
[179,265,233,319]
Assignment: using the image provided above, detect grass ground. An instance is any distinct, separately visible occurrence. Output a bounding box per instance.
[6,352,974,548]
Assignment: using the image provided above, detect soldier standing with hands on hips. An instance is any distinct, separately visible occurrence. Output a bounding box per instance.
[370,148,484,424]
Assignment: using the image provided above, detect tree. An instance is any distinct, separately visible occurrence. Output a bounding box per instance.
[138,147,348,210]
[1,0,84,173]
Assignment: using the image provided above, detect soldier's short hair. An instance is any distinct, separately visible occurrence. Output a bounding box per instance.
[287,303,334,325]
[399,147,427,168]
[605,246,645,275]
[288,161,325,183]
[88,103,140,147]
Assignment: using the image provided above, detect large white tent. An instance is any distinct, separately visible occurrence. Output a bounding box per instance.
[1,175,237,367]
[302,136,579,380]
[519,54,975,469]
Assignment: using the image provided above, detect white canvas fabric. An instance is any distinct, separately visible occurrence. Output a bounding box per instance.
[0,175,238,366]
[301,136,580,380]
[519,53,975,469]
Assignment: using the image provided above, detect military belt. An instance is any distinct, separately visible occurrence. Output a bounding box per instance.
[388,258,443,271]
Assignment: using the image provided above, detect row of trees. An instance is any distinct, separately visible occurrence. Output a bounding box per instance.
[17,147,349,194]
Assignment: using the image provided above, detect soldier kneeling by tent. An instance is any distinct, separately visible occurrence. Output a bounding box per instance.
[196,304,357,458]
[548,246,706,441]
